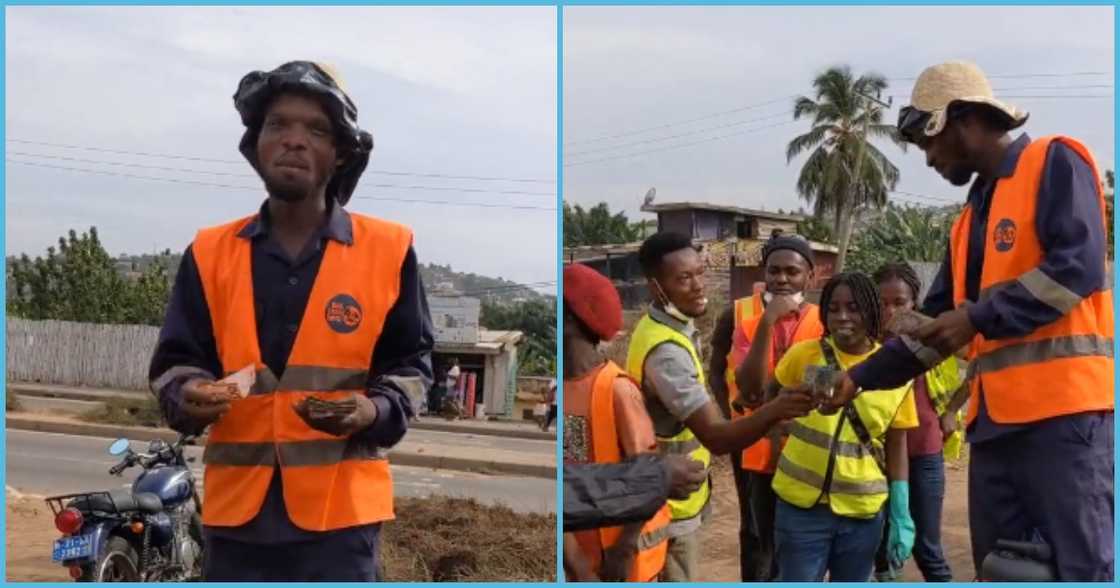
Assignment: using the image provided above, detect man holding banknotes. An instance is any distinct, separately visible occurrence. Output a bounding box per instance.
[822,61,1114,581]
[148,60,434,581]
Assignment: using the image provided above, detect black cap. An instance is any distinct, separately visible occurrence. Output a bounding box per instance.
[761,235,814,268]
[233,61,374,206]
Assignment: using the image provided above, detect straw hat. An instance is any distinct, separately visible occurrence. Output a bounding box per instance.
[904,61,1029,138]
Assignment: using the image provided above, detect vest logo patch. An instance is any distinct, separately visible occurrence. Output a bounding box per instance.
[325,294,362,334]
[993,218,1017,252]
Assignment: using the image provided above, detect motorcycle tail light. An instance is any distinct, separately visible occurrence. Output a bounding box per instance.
[68,565,82,579]
[54,508,83,535]
[130,521,144,534]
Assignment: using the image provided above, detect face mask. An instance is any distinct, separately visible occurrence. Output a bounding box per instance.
[763,291,805,306]
[653,280,697,323]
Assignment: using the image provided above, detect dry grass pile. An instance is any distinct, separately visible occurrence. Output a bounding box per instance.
[381,495,556,582]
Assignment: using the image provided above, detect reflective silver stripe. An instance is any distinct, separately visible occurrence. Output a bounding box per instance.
[788,421,866,459]
[1018,268,1084,315]
[150,365,216,396]
[252,368,280,395]
[204,440,386,467]
[657,437,701,455]
[900,335,943,369]
[967,334,1114,379]
[979,279,1016,302]
[203,442,275,466]
[636,522,670,550]
[385,375,427,401]
[777,454,888,496]
[279,439,387,466]
[277,366,367,392]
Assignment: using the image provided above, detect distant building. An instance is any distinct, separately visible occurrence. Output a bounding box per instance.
[565,201,839,307]
[427,295,522,419]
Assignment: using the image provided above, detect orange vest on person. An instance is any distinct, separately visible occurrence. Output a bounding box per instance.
[192,211,413,531]
[948,135,1114,425]
[725,289,823,472]
[574,361,670,582]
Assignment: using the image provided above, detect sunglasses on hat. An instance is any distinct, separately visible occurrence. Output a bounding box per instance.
[897,106,932,144]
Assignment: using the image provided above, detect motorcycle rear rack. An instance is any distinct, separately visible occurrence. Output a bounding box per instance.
[45,491,122,517]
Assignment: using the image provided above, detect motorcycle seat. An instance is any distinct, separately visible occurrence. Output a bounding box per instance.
[68,490,163,514]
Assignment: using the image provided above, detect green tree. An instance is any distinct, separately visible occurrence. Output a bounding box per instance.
[480,299,556,376]
[564,202,641,247]
[786,66,907,272]
[846,204,960,274]
[7,228,172,326]
[795,208,835,243]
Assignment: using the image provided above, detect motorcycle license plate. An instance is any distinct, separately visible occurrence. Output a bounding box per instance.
[52,534,93,562]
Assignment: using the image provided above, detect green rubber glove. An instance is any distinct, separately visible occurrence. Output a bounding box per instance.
[887,480,916,567]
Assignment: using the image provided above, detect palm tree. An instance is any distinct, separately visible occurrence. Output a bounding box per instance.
[786,66,907,272]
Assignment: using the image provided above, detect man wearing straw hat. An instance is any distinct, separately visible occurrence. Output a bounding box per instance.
[149,61,433,581]
[823,61,1113,581]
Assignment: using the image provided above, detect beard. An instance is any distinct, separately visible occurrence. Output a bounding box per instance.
[261,170,327,203]
[944,165,975,187]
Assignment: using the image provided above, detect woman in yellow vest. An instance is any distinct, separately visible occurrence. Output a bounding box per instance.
[770,273,918,582]
[562,263,672,582]
[872,263,968,581]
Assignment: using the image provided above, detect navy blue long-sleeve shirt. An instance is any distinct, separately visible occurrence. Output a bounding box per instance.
[148,200,434,543]
[849,134,1108,443]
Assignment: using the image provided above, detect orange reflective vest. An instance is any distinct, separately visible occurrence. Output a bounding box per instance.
[949,135,1114,425]
[192,211,413,531]
[725,291,823,472]
[574,361,670,581]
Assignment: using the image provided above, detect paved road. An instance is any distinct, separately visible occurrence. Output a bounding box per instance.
[6,430,555,513]
[13,397,556,458]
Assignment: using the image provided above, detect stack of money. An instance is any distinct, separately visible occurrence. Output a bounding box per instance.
[300,396,358,420]
[198,382,240,401]
[885,309,934,338]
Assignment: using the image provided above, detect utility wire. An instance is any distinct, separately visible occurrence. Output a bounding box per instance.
[7,159,556,211]
[565,110,792,157]
[565,120,797,167]
[566,71,1112,146]
[7,138,555,184]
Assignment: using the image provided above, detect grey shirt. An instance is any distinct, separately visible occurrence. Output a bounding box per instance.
[639,306,713,536]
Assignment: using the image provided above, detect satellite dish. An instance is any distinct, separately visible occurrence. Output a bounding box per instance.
[643,187,656,206]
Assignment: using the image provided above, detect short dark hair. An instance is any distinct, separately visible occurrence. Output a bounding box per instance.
[873,262,922,301]
[820,272,882,341]
[638,231,695,277]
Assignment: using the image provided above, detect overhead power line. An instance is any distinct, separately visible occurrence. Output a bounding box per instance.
[564,95,797,147]
[566,71,1112,147]
[565,120,798,167]
[458,280,557,296]
[565,110,792,158]
[7,138,555,184]
[7,150,551,196]
[6,159,556,212]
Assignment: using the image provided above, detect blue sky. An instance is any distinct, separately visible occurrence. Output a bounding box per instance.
[564,5,1114,221]
[6,6,557,289]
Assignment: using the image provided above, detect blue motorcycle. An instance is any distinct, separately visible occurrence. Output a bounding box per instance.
[45,435,204,582]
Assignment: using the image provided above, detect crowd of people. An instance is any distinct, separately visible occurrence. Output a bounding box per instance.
[561,60,1113,582]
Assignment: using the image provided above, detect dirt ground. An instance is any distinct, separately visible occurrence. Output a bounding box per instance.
[695,453,974,582]
[6,489,555,582]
